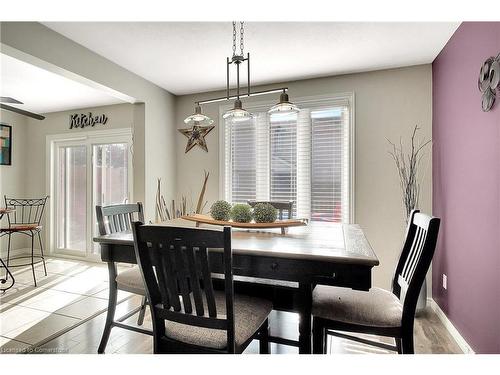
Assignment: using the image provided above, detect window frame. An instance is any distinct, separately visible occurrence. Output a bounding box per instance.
[218,92,355,223]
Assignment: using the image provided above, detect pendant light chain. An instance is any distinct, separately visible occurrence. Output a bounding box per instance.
[232,22,237,57]
[232,21,245,57]
[240,22,244,56]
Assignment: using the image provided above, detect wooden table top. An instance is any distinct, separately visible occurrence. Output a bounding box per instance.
[94,219,379,266]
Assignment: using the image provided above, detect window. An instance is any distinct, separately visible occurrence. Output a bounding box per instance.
[221,94,353,223]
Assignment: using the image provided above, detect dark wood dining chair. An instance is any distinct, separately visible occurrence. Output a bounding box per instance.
[312,210,440,354]
[96,203,150,354]
[0,196,49,287]
[247,200,294,219]
[132,223,272,353]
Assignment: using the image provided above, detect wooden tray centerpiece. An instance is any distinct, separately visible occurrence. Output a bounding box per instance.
[181,214,307,234]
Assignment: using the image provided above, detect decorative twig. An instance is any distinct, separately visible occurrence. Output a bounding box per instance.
[387,125,431,222]
[196,170,210,214]
[155,171,211,222]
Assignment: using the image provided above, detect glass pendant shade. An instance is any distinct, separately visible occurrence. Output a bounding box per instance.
[222,99,253,121]
[184,104,214,126]
[268,92,299,115]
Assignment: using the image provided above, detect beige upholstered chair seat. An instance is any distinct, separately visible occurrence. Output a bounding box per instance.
[164,291,272,350]
[312,285,403,328]
[116,266,146,295]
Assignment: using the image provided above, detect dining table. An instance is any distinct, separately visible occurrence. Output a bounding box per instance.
[93,218,379,354]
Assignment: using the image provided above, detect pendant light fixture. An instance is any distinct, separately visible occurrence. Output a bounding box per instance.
[268,89,300,115]
[222,22,252,121]
[185,22,299,126]
[222,98,252,120]
[184,103,214,126]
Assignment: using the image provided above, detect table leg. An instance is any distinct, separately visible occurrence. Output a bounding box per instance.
[298,282,313,354]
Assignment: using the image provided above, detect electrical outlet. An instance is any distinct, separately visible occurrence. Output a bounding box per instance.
[442,274,447,290]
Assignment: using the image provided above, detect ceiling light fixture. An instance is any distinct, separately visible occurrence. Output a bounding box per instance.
[221,22,252,121]
[184,103,214,126]
[222,98,252,120]
[184,22,299,125]
[268,89,300,115]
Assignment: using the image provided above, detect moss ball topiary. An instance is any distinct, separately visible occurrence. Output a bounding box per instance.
[230,204,253,223]
[210,200,232,221]
[253,203,278,223]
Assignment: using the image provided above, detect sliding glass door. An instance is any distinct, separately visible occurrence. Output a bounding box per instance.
[91,142,130,255]
[51,131,132,259]
[56,144,88,253]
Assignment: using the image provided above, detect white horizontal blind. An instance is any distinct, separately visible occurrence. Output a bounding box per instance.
[255,113,270,201]
[225,117,257,203]
[270,114,297,215]
[296,109,312,219]
[223,96,351,223]
[310,107,349,223]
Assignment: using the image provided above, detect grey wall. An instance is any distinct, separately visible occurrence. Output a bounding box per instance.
[0,22,177,222]
[24,103,135,198]
[175,65,433,291]
[0,109,29,254]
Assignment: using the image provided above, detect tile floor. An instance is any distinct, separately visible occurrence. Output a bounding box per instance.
[0,258,133,353]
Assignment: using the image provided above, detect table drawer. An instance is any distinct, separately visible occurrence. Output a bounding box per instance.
[210,254,371,290]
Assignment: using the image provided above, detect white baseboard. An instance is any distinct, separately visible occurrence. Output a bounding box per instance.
[428,298,475,354]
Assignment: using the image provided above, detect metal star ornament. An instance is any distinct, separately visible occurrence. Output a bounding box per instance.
[178,124,215,153]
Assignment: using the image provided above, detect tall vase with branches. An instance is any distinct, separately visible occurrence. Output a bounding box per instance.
[387,125,431,223]
[387,125,431,314]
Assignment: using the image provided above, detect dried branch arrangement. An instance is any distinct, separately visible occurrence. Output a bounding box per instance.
[387,125,431,222]
[155,170,210,222]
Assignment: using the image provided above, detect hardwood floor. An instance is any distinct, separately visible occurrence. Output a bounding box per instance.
[35,295,462,354]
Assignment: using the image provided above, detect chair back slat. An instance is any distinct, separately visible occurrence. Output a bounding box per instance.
[110,215,118,232]
[401,227,424,281]
[198,246,218,318]
[132,223,235,348]
[397,274,409,303]
[185,246,205,316]
[4,196,49,225]
[114,215,122,232]
[158,246,182,311]
[96,203,144,236]
[150,243,171,309]
[125,213,132,230]
[173,242,193,314]
[391,210,440,324]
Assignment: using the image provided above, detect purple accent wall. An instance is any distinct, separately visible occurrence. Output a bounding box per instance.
[432,22,500,354]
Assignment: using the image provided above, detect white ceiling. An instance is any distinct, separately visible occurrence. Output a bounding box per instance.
[44,22,459,96]
[0,53,125,114]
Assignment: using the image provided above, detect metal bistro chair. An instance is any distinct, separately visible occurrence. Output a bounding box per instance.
[132,223,273,354]
[96,203,150,354]
[247,200,294,219]
[0,196,49,287]
[312,210,440,354]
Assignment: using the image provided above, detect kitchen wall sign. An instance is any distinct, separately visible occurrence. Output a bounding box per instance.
[70,113,108,129]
